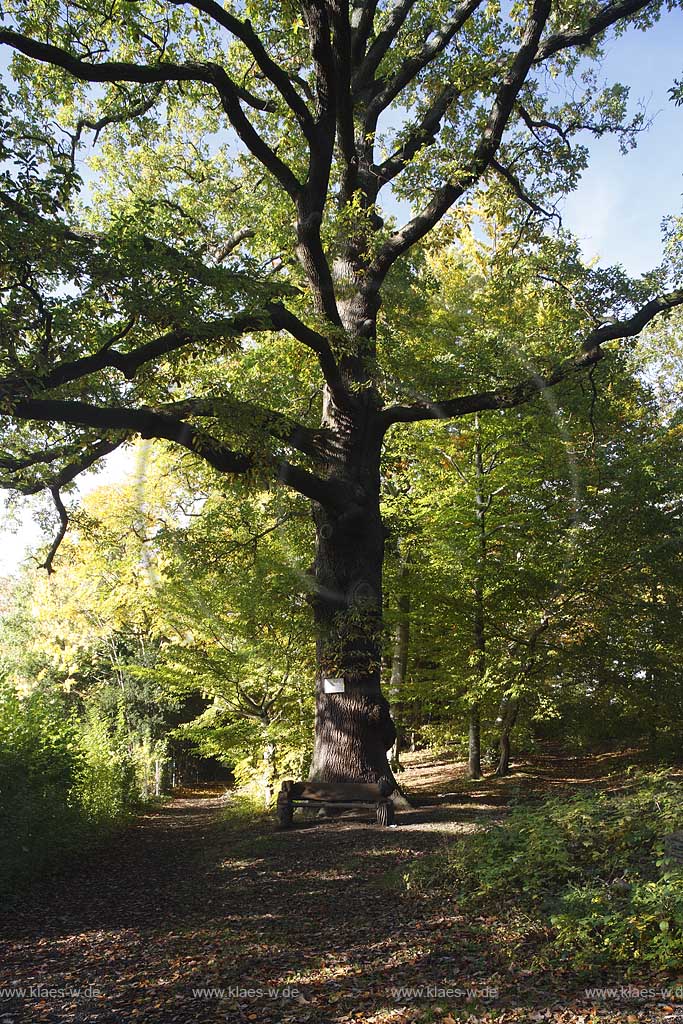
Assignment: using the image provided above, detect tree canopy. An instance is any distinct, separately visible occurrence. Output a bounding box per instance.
[1,0,683,785]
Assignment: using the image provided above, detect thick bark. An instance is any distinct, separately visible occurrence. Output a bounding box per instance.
[308,487,397,783]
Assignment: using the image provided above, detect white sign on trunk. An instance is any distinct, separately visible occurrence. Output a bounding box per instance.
[323,677,345,694]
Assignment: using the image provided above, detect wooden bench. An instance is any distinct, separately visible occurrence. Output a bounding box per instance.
[276,779,396,828]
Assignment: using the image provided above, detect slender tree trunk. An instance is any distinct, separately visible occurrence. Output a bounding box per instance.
[496,614,548,776]
[468,705,482,779]
[496,695,520,777]
[388,588,410,772]
[469,419,486,780]
[262,738,276,807]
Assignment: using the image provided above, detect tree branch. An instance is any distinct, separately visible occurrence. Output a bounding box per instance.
[350,0,381,65]
[368,0,552,281]
[328,0,358,194]
[213,227,256,262]
[489,156,561,224]
[2,439,123,494]
[380,287,683,427]
[581,289,683,349]
[39,486,69,574]
[158,395,333,461]
[73,83,165,146]
[373,84,460,187]
[361,0,485,127]
[535,0,659,62]
[0,29,302,197]
[0,313,271,400]
[168,0,314,131]
[266,301,352,409]
[0,190,257,286]
[6,399,348,507]
[381,346,606,427]
[352,0,420,95]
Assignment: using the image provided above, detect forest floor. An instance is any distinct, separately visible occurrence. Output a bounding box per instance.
[1,749,681,1024]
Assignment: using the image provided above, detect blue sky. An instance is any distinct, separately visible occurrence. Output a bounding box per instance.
[561,12,683,274]
[1,9,682,574]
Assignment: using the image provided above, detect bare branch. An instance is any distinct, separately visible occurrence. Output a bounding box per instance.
[518,103,571,147]
[489,156,561,224]
[328,0,358,192]
[39,487,69,574]
[0,445,73,474]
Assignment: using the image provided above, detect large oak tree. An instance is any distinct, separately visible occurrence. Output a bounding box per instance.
[1,0,682,791]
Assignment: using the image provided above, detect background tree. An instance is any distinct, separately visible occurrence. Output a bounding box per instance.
[1,0,682,787]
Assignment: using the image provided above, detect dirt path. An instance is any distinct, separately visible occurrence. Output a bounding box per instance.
[0,752,673,1024]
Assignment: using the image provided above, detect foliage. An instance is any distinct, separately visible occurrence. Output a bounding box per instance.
[402,771,683,970]
[0,679,139,892]
[147,474,316,799]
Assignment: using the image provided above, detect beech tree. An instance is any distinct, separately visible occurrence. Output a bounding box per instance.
[1,0,682,791]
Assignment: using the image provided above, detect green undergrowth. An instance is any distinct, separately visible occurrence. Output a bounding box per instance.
[0,684,142,895]
[400,770,683,971]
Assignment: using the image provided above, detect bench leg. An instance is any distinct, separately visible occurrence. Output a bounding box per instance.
[276,796,294,828]
[376,799,395,827]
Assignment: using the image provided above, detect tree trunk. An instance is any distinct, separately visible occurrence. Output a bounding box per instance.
[308,492,398,784]
[304,266,411,799]
[468,704,482,779]
[496,696,519,777]
[469,418,486,780]
[307,381,400,789]
[262,738,276,807]
[388,585,410,772]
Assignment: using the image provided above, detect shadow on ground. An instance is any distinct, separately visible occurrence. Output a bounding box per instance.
[0,751,676,1023]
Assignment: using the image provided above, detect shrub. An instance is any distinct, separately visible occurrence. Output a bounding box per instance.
[0,682,140,893]
[402,771,683,971]
[74,708,138,826]
[551,871,683,969]
[0,684,84,887]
